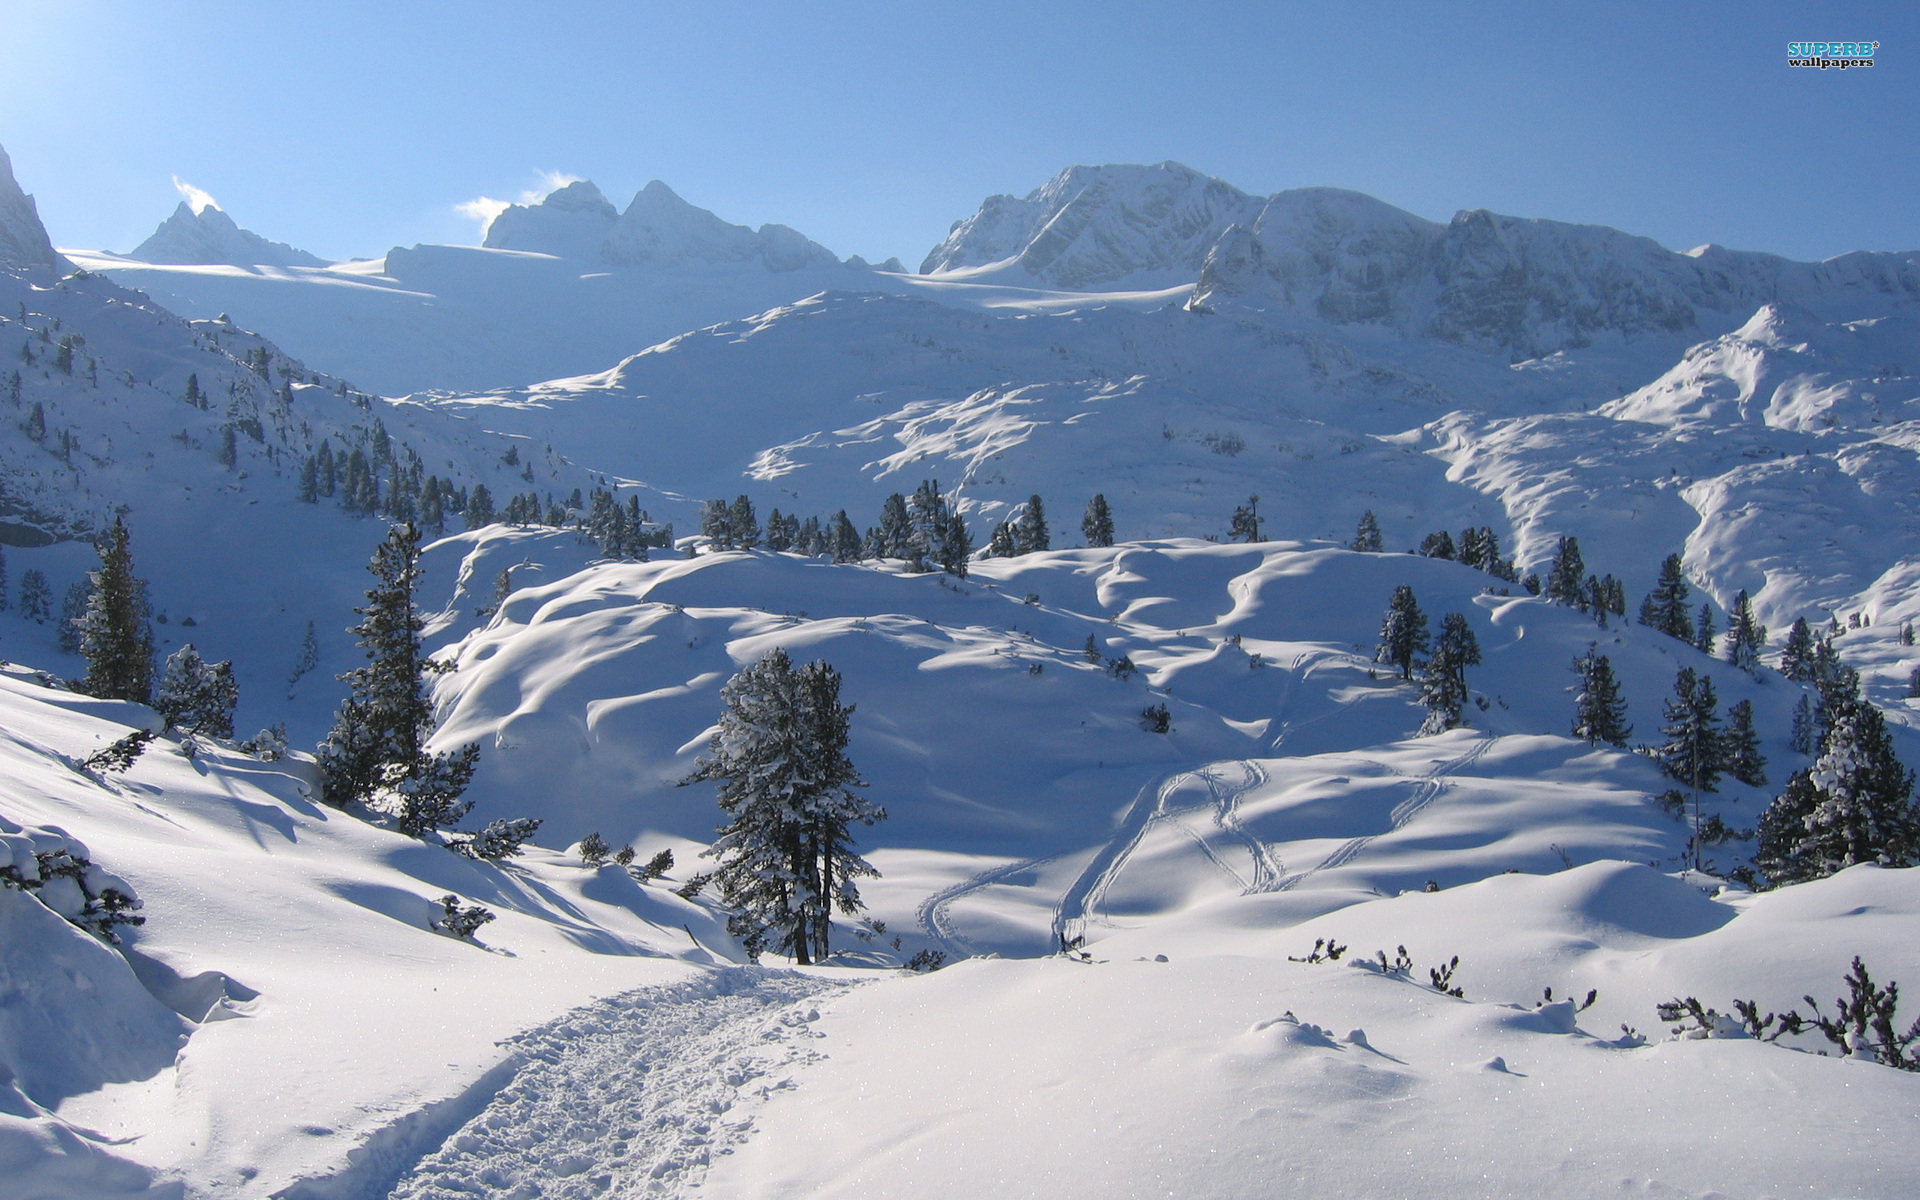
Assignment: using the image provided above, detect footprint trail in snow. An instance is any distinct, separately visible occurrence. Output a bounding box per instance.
[387,969,852,1199]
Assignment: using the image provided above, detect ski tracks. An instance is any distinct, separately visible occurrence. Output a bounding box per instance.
[381,970,851,1200]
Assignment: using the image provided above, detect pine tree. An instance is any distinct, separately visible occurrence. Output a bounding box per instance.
[1723,590,1767,673]
[1544,536,1586,608]
[1457,527,1489,570]
[78,518,155,704]
[988,520,1017,558]
[183,372,202,409]
[156,645,237,738]
[57,580,88,653]
[1375,585,1430,681]
[1082,494,1114,548]
[1724,698,1767,787]
[870,493,910,558]
[463,482,494,530]
[934,503,972,578]
[700,499,733,549]
[318,524,481,834]
[1693,603,1716,655]
[1228,495,1261,544]
[1570,647,1632,746]
[289,620,320,693]
[765,508,792,552]
[218,426,237,469]
[1351,510,1382,552]
[19,568,50,623]
[298,456,319,503]
[419,477,444,535]
[829,510,862,562]
[1418,530,1455,560]
[1756,695,1919,884]
[728,495,760,550]
[1779,617,1818,682]
[1418,612,1481,735]
[685,649,884,963]
[1657,667,1727,870]
[1790,693,1818,755]
[1015,495,1050,554]
[24,401,44,442]
[906,481,945,571]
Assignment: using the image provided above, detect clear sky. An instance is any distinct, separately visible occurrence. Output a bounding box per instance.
[1,0,1913,266]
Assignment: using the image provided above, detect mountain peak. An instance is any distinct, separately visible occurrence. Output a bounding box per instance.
[0,144,70,274]
[482,180,619,257]
[127,198,326,268]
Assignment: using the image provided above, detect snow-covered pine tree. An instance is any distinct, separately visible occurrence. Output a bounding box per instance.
[934,502,972,578]
[686,649,884,963]
[1082,494,1114,548]
[78,518,155,704]
[1544,536,1586,609]
[764,508,792,552]
[1693,603,1716,655]
[1375,585,1430,681]
[1570,647,1632,746]
[1790,693,1818,755]
[988,520,1016,558]
[318,523,480,835]
[418,478,444,535]
[19,568,50,623]
[1724,698,1767,787]
[1657,667,1727,869]
[906,480,945,571]
[1351,510,1382,552]
[1228,495,1261,544]
[797,515,823,556]
[155,645,238,738]
[1723,590,1767,673]
[1779,617,1817,681]
[1637,553,1694,641]
[1417,612,1480,735]
[1756,694,1919,884]
[1417,530,1455,559]
[1016,494,1050,554]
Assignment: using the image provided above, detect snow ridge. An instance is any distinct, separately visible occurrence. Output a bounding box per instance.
[484,178,842,272]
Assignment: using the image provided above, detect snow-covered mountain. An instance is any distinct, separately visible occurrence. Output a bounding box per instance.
[125,199,327,269]
[0,146,69,274]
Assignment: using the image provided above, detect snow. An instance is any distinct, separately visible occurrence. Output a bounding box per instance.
[127,203,327,270]
[0,147,70,275]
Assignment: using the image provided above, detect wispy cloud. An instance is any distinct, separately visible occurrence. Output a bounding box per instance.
[455,171,587,237]
[172,175,220,214]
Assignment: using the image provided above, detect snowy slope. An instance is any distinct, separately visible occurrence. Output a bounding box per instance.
[0,147,69,275]
[127,201,327,269]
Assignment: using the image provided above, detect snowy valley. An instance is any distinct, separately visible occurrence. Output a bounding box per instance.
[3,142,1920,1199]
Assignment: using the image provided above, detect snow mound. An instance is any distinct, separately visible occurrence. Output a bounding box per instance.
[127,202,327,269]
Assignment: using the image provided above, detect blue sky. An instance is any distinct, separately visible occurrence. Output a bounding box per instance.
[2,1,1913,265]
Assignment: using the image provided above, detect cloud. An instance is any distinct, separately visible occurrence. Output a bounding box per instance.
[171,176,220,214]
[455,171,586,238]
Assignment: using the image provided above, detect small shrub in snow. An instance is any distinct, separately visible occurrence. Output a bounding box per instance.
[1288,937,1347,964]
[1105,655,1136,680]
[854,917,887,944]
[578,832,610,866]
[1538,986,1598,1013]
[1655,958,1920,1069]
[155,644,238,738]
[456,817,543,861]
[1140,703,1171,733]
[1,825,146,943]
[82,728,153,774]
[613,844,636,867]
[906,948,948,972]
[1429,955,1464,998]
[673,872,712,900]
[238,723,288,761]
[633,848,674,881]
[431,894,495,941]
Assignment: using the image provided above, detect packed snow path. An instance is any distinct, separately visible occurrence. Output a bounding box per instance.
[374,970,852,1200]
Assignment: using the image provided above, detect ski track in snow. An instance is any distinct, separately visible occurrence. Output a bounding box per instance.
[1276,733,1494,890]
[373,970,851,1200]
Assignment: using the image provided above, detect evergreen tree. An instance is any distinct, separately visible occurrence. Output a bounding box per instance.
[1228,495,1261,544]
[906,480,946,571]
[728,495,760,550]
[78,518,155,704]
[218,426,238,469]
[1375,585,1430,681]
[701,499,734,549]
[685,649,884,963]
[1570,647,1632,746]
[418,477,444,535]
[1779,617,1818,682]
[1351,510,1382,552]
[24,401,44,442]
[1638,553,1694,641]
[57,580,88,652]
[19,568,50,623]
[183,372,203,409]
[1790,693,1818,755]
[1418,613,1481,735]
[1457,527,1490,571]
[765,508,792,552]
[934,503,972,578]
[298,456,319,503]
[1723,590,1767,673]
[876,493,913,558]
[1015,494,1050,554]
[1082,494,1114,548]
[156,645,237,739]
[988,520,1017,558]
[1657,667,1727,869]
[797,515,823,556]
[1417,530,1456,560]
[828,510,862,562]
[1544,536,1586,608]
[318,524,481,835]
[1724,698,1767,787]
[463,482,494,530]
[1693,603,1716,656]
[1756,695,1920,884]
